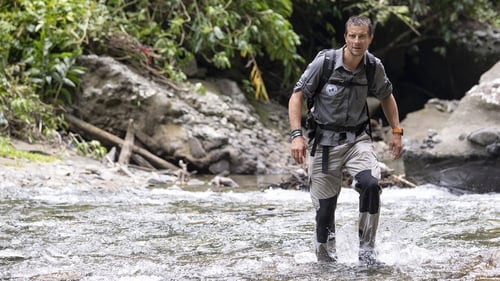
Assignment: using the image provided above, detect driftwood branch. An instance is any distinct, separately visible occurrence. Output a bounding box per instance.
[118,119,135,166]
[64,113,178,171]
[391,174,417,188]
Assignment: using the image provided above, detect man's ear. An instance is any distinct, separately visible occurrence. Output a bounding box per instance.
[368,34,374,44]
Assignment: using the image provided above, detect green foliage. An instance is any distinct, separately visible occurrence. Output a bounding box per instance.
[0,0,498,142]
[69,134,107,159]
[347,0,499,42]
[346,1,418,33]
[0,0,105,141]
[5,0,102,102]
[0,64,64,142]
[101,0,301,98]
[0,136,56,162]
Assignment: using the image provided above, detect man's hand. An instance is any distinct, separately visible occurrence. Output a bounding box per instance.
[291,136,307,164]
[388,134,403,160]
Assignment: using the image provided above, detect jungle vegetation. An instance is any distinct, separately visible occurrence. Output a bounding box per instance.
[0,0,498,142]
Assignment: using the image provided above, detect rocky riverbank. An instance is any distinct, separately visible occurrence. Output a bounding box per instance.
[1,135,411,192]
[0,140,141,190]
[402,61,500,193]
[4,58,498,193]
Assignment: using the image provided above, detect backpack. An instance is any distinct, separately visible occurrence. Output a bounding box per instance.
[307,48,377,110]
[305,48,377,140]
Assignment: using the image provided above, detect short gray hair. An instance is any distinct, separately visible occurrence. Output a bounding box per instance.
[345,15,373,36]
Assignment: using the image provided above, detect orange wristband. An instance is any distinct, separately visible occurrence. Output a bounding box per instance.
[392,127,404,135]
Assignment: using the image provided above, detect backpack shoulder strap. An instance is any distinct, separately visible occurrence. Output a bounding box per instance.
[319,49,335,92]
[307,49,335,110]
[365,52,377,96]
[364,51,378,140]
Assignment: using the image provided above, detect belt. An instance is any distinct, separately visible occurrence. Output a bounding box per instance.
[311,123,368,173]
[318,123,367,135]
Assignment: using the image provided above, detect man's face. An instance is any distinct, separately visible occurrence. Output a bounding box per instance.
[344,25,373,57]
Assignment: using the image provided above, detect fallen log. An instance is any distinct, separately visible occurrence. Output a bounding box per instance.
[64,113,178,170]
[130,154,155,169]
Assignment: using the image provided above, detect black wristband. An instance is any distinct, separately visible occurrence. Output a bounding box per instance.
[290,129,303,141]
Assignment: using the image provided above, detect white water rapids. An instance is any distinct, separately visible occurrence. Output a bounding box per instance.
[1,179,499,280]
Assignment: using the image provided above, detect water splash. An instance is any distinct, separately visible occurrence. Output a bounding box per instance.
[1,182,499,280]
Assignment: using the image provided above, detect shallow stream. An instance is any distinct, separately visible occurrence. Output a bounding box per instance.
[1,177,499,280]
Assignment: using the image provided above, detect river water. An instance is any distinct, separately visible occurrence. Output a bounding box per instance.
[1,177,499,281]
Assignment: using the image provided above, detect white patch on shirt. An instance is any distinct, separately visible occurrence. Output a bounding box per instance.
[326,84,337,96]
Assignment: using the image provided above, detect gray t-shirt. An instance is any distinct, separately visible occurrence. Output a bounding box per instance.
[293,47,393,146]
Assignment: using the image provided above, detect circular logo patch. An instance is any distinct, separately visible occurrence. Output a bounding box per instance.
[326,84,337,96]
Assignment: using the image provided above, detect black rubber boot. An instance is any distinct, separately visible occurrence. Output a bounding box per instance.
[355,170,382,265]
[315,196,338,262]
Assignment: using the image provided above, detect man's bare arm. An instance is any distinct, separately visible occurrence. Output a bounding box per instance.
[288,91,307,164]
[380,94,403,160]
[288,91,304,130]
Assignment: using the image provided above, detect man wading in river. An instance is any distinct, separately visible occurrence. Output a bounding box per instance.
[288,15,403,265]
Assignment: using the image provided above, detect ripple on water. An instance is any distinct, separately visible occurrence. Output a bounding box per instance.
[0,183,499,280]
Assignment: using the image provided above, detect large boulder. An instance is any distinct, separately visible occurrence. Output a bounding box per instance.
[378,23,500,120]
[69,55,293,175]
[403,61,500,193]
